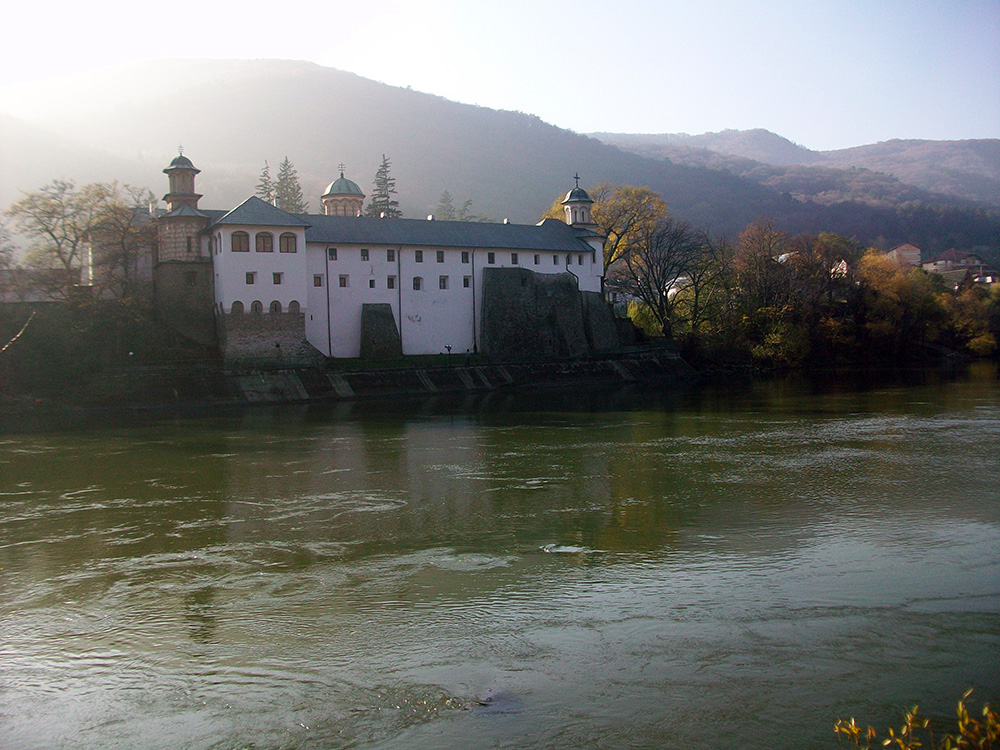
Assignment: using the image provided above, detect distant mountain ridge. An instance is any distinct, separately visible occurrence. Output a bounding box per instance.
[1,59,997,258]
[590,129,1000,206]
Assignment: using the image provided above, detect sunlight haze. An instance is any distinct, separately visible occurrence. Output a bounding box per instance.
[2,0,998,150]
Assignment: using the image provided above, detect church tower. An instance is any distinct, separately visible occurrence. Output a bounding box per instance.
[321,165,365,216]
[154,150,215,345]
[561,174,595,226]
[163,151,203,212]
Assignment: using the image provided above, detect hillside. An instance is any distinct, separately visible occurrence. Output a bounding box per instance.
[1,59,998,256]
[592,129,1000,207]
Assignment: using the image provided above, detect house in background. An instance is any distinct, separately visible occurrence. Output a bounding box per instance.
[884,242,922,268]
[922,248,997,288]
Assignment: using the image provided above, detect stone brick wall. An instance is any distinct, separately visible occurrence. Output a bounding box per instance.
[157,217,207,263]
[153,261,216,346]
[480,267,621,361]
[218,308,310,361]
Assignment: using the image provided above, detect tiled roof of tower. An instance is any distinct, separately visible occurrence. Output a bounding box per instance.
[304,216,596,252]
[210,196,311,228]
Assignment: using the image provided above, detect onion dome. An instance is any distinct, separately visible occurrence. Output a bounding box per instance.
[323,169,364,198]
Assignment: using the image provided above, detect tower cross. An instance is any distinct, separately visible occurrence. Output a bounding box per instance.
[573,172,581,188]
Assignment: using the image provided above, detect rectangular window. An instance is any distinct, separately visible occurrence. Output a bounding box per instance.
[436,250,444,263]
[578,254,584,265]
[463,276,471,288]
[413,276,422,290]
[415,250,423,263]
[488,252,495,264]
[246,272,256,285]
[439,275,449,290]
[186,237,193,254]
[360,248,369,261]
[553,255,559,265]
[461,251,470,264]
[273,272,282,285]
[387,248,395,262]
[313,275,323,287]
[368,279,375,289]
[339,275,349,288]
[328,248,337,261]
[387,275,396,289]
[511,252,518,264]
[534,254,540,265]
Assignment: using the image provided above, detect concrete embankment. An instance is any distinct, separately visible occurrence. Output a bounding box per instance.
[0,349,697,431]
[48,348,693,408]
[228,349,695,404]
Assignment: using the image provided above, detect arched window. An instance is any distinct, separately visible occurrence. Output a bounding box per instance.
[288,300,300,314]
[232,231,250,252]
[280,233,297,253]
[256,232,273,253]
[230,301,244,315]
[413,276,422,291]
[250,300,263,315]
[269,300,282,314]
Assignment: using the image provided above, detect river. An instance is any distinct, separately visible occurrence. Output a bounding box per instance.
[1,365,998,749]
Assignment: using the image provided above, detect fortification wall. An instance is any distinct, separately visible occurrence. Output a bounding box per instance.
[154,261,216,345]
[480,267,621,360]
[218,308,311,361]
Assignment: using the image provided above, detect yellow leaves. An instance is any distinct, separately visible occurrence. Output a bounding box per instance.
[834,692,998,750]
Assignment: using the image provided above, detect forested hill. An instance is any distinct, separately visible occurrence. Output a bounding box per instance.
[1,59,997,255]
[591,129,1000,207]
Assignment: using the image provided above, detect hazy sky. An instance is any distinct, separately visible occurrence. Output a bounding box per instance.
[4,0,998,150]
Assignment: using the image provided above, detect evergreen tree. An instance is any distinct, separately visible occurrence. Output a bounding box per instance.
[364,154,402,218]
[274,156,308,214]
[255,161,275,204]
[435,190,457,221]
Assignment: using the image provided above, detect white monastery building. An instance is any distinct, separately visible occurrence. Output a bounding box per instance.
[156,153,607,360]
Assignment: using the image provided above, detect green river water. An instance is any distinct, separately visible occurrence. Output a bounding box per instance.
[1,366,998,749]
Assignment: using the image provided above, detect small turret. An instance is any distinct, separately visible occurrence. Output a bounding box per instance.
[163,149,202,211]
[561,173,594,226]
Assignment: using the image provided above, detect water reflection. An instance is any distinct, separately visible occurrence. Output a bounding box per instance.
[1,366,998,749]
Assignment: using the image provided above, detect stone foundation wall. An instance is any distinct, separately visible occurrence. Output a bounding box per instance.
[218,308,310,361]
[154,261,216,346]
[480,267,621,361]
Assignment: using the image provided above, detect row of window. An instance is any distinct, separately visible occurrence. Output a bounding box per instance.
[327,274,472,291]
[231,231,298,253]
[245,272,285,285]
[327,247,587,266]
[243,272,472,290]
[228,300,301,315]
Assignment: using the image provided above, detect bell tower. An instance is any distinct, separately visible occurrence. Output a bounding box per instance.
[561,173,594,226]
[163,149,203,211]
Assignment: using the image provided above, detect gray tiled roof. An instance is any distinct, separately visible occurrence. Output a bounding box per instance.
[210,196,311,228]
[163,204,211,219]
[304,216,596,252]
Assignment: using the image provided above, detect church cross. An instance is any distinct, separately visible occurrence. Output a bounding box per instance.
[573,172,581,188]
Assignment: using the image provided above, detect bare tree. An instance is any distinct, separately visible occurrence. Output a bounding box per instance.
[615,217,700,337]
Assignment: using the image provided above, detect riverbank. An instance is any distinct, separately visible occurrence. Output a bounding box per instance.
[0,346,697,429]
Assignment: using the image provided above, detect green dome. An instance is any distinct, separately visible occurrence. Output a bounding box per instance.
[323,172,364,197]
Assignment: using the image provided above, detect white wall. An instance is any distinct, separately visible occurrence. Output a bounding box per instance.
[303,241,602,358]
[213,225,309,314]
